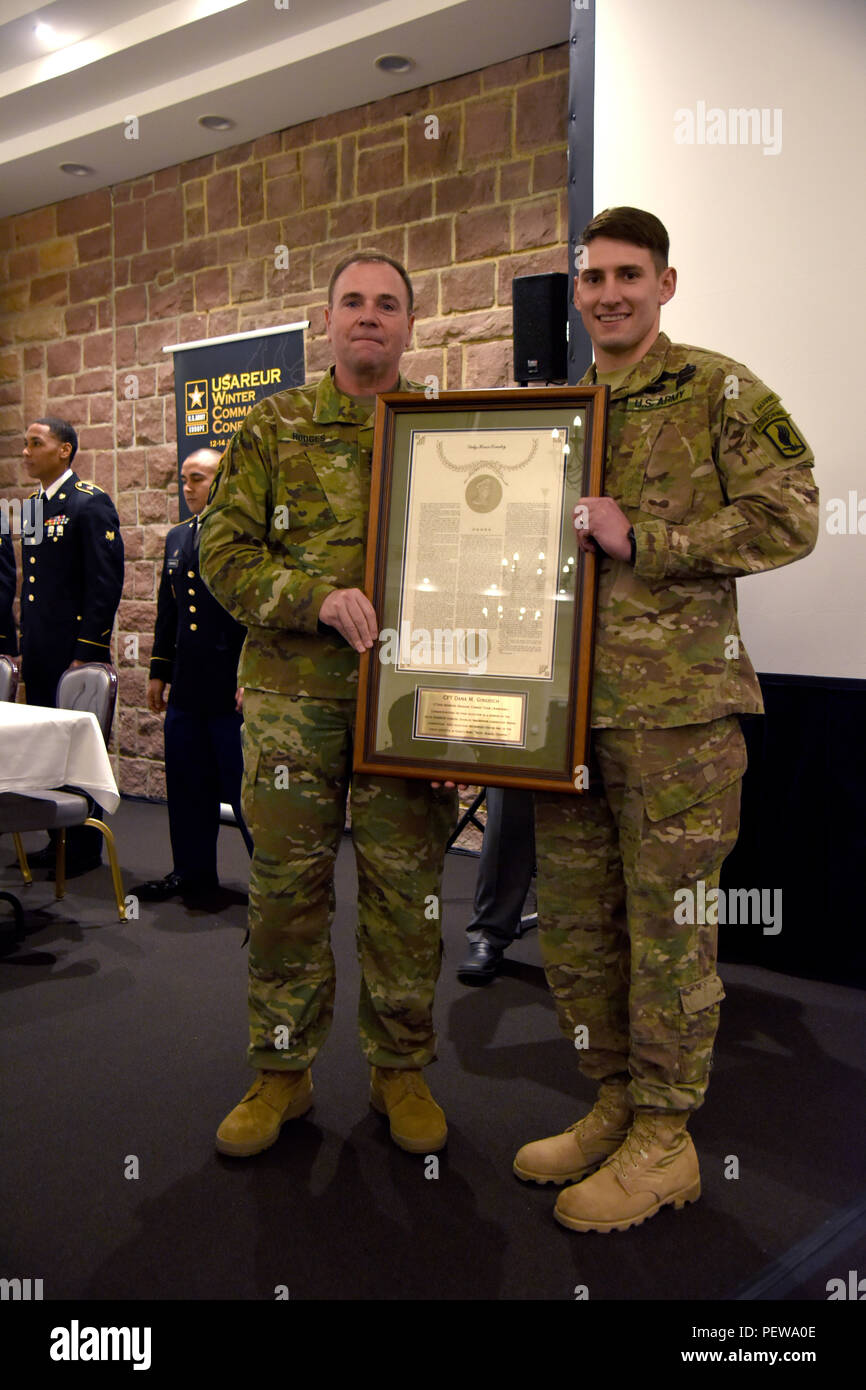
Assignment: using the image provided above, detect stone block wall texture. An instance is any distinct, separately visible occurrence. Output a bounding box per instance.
[0,44,568,797]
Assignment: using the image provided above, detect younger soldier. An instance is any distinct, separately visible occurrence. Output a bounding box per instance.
[200,253,456,1159]
[514,208,818,1231]
[132,448,252,904]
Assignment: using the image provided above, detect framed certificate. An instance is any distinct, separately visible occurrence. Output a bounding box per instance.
[354,387,608,792]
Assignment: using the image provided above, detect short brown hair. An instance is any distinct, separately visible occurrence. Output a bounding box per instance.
[580,207,670,272]
[327,250,414,313]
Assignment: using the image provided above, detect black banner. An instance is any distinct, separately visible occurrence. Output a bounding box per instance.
[168,323,305,520]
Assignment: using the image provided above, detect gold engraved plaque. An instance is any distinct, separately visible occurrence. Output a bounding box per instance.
[414,689,527,746]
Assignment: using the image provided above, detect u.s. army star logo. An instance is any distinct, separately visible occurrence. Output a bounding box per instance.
[759,414,807,459]
[186,382,206,410]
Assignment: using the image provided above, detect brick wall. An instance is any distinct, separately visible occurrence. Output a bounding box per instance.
[0,43,569,797]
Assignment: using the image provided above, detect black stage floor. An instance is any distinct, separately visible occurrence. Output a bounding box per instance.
[1,797,864,1313]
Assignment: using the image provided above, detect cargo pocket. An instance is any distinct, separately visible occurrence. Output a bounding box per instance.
[642,728,747,822]
[677,971,726,1089]
[680,973,725,1014]
[631,973,726,1093]
[242,742,300,850]
[639,721,747,879]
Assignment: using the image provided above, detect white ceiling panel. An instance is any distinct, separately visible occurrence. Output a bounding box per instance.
[0,0,570,217]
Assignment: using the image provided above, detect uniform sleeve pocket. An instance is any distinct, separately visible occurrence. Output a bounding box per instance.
[642,728,747,822]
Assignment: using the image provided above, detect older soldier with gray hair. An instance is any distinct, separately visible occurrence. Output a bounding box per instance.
[200,252,456,1158]
[515,208,819,1232]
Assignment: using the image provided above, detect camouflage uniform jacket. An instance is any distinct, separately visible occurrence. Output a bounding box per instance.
[199,367,414,697]
[580,332,819,728]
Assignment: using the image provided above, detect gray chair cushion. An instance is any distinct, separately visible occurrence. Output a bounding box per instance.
[0,790,88,832]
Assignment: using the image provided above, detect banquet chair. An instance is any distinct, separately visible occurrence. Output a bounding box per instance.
[0,654,20,701]
[0,654,31,882]
[5,663,127,921]
[0,655,29,943]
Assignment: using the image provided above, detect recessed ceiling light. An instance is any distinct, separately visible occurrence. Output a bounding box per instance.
[34,20,66,50]
[59,162,94,177]
[198,114,235,131]
[375,54,415,74]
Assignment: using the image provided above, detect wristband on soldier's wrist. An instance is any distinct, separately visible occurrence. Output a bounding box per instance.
[627,526,637,565]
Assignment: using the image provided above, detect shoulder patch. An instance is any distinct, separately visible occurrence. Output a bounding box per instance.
[753,391,780,417]
[758,411,807,459]
[75,480,104,494]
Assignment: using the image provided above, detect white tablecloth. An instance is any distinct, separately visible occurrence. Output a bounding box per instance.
[0,703,120,814]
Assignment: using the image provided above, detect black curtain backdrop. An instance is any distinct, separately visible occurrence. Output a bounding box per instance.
[720,675,866,988]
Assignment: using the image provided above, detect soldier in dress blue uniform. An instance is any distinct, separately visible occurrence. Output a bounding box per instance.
[20,417,124,874]
[0,530,17,657]
[132,449,252,903]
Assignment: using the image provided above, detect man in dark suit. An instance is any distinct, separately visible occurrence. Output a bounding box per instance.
[132,449,252,903]
[20,417,124,874]
[0,530,17,657]
[457,787,536,983]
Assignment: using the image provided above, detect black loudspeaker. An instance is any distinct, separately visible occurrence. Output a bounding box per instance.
[512,272,569,385]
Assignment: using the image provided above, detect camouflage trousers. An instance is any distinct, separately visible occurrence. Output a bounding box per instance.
[534,717,746,1113]
[240,690,456,1072]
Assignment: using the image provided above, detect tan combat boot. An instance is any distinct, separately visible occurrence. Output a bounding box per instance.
[215,1069,313,1157]
[513,1079,631,1184]
[370,1067,447,1153]
[554,1110,700,1232]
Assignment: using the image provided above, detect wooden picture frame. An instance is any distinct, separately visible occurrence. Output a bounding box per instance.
[354,386,608,792]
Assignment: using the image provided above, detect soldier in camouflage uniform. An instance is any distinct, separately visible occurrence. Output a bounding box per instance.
[199,253,456,1158]
[514,208,819,1231]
